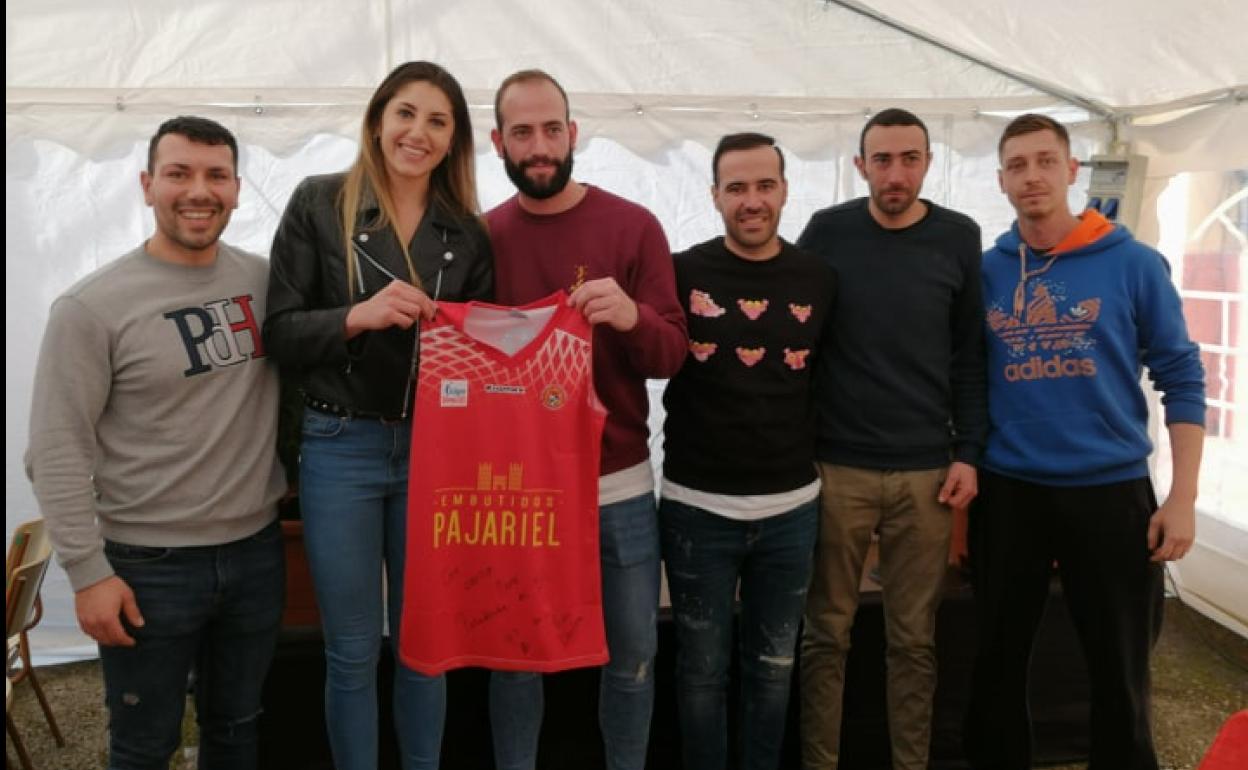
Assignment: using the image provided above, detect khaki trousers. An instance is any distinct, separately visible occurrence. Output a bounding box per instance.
[800,463,952,770]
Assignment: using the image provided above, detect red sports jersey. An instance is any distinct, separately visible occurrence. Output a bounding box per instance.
[400,293,608,675]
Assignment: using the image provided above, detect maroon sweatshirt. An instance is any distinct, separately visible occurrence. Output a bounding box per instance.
[487,186,687,475]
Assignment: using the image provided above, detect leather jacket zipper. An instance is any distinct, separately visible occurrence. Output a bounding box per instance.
[349,230,452,420]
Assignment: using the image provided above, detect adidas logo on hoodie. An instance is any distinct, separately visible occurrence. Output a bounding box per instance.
[1003,354,1097,382]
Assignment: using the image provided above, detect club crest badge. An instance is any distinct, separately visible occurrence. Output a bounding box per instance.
[541,384,567,410]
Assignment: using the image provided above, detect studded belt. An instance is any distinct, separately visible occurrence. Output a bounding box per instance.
[303,394,406,423]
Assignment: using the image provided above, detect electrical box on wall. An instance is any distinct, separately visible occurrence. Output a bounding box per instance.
[1085,154,1148,232]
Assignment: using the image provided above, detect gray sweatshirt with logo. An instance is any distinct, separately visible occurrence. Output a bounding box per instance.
[25,243,286,591]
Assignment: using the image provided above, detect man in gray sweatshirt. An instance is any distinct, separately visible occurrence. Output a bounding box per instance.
[25,116,286,770]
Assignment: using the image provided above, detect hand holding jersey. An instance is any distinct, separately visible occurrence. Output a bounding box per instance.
[345,279,437,337]
[568,277,639,331]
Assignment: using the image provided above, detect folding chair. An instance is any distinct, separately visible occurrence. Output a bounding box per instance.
[5,519,64,770]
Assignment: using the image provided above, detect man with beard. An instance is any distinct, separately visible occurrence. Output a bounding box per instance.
[25,116,286,769]
[485,69,687,770]
[796,108,988,770]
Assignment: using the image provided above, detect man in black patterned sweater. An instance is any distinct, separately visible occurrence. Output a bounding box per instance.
[659,132,835,770]
[797,108,988,770]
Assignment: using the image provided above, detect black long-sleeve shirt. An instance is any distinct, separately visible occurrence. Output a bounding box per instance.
[797,198,987,469]
[662,237,836,494]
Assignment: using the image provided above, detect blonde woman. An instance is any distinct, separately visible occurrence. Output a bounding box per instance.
[265,61,492,770]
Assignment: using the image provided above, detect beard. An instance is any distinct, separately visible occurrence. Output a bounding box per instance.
[503,149,575,200]
[871,184,919,216]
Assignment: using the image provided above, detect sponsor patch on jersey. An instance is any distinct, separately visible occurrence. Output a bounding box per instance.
[540,384,567,410]
[484,383,526,395]
[440,379,469,407]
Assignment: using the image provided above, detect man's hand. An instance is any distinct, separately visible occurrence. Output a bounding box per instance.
[1151,422,1202,562]
[568,278,639,332]
[938,461,978,508]
[345,280,436,339]
[1148,497,1196,562]
[75,575,143,647]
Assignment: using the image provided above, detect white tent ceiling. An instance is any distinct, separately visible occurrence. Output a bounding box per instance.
[9,1,1246,103]
[8,0,1247,157]
[7,0,1248,655]
[845,0,1245,112]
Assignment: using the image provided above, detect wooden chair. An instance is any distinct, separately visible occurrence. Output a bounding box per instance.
[5,519,64,770]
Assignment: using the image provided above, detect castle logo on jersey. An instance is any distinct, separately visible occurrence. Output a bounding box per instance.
[987,279,1100,382]
[163,294,264,377]
[432,462,561,549]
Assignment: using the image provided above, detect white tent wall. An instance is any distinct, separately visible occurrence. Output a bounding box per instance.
[7,0,1248,660]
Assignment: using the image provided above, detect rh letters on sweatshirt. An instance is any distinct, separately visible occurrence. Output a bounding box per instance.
[163,294,266,377]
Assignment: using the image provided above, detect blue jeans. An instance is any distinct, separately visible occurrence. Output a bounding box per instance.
[490,491,661,770]
[99,520,284,770]
[299,408,446,770]
[660,498,818,770]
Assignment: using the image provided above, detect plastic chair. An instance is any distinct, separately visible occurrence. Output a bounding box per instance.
[5,519,64,769]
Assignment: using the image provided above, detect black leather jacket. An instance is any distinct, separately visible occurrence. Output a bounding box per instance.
[264,173,493,418]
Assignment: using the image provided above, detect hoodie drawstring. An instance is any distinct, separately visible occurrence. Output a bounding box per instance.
[1012,242,1061,320]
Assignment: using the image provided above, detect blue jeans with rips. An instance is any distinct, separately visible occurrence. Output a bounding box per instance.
[660,497,818,770]
[299,408,447,770]
[99,520,285,770]
[490,491,661,770]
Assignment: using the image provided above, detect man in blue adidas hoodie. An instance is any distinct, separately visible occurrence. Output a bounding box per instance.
[964,114,1205,770]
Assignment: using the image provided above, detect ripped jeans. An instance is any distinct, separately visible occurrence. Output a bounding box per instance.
[99,520,285,770]
[490,491,661,770]
[659,497,817,770]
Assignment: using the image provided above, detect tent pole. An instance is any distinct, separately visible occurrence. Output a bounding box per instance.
[827,0,1115,120]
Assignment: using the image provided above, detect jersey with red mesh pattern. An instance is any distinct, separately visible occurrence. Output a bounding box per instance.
[400,292,608,675]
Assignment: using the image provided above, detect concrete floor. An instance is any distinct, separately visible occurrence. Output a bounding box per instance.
[7,598,1247,769]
